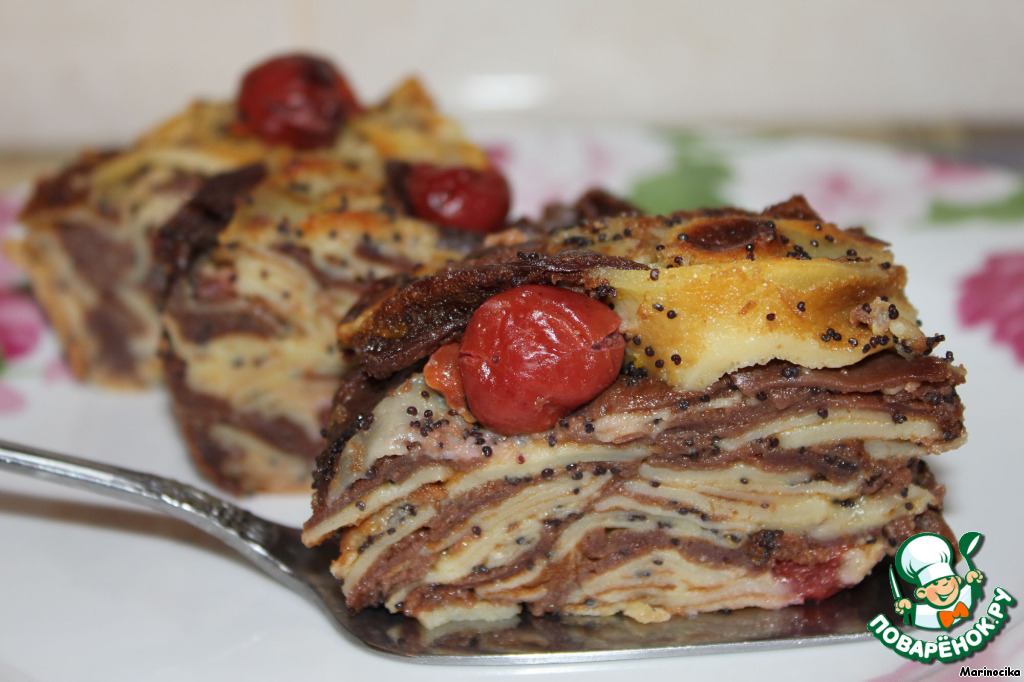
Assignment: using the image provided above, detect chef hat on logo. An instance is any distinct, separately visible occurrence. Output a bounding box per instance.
[896,533,956,587]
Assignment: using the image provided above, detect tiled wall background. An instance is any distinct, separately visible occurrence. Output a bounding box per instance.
[2,0,1024,149]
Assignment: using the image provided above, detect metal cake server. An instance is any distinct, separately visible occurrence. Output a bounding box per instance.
[0,437,887,665]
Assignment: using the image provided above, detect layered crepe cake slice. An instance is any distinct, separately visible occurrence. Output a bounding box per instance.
[302,195,965,627]
[11,99,269,387]
[158,150,497,494]
[154,78,513,494]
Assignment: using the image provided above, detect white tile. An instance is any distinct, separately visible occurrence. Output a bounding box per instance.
[0,0,297,147]
[2,0,1024,148]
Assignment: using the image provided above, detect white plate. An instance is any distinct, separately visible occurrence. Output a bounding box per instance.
[1,127,1022,681]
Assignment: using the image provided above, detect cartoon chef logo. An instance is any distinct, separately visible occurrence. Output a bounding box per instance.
[870,531,1016,662]
[892,532,984,630]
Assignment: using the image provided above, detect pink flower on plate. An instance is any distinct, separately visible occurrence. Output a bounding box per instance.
[0,192,42,364]
[0,290,44,362]
[925,156,990,184]
[0,191,51,414]
[0,382,25,412]
[959,251,1024,364]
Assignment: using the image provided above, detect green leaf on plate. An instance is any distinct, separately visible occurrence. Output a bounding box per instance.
[928,182,1024,223]
[629,131,730,214]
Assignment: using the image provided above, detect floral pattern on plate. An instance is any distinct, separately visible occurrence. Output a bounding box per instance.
[2,127,1024,680]
[959,251,1024,365]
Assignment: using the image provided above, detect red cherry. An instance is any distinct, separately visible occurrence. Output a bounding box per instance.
[403,163,511,233]
[459,285,624,435]
[424,342,468,412]
[774,541,854,602]
[237,53,361,150]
